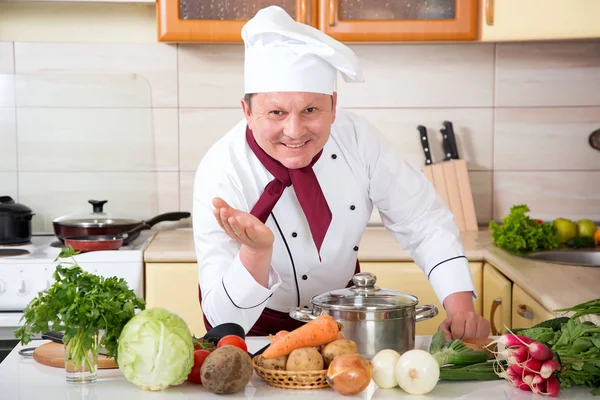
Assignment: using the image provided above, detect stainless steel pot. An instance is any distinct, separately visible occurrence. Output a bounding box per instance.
[289,272,438,360]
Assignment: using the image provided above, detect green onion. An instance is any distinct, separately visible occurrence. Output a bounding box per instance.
[440,360,507,381]
[429,331,489,367]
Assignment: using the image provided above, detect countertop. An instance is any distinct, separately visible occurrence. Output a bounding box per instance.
[143,227,600,315]
[1,337,593,400]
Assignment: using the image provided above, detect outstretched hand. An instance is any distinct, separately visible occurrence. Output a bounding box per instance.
[212,197,274,250]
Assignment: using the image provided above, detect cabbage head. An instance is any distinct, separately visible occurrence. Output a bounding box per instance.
[118,307,194,390]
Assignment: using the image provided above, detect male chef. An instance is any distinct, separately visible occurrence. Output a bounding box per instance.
[192,6,490,340]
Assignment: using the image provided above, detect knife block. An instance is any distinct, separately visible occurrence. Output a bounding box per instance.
[423,159,478,232]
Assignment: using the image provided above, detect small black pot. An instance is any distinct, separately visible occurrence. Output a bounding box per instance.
[0,196,35,245]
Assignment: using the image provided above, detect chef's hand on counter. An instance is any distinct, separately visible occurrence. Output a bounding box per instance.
[212,197,274,288]
[438,291,491,340]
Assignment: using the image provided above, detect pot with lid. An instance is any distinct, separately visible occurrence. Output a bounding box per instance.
[53,199,191,245]
[289,272,438,360]
[0,196,35,245]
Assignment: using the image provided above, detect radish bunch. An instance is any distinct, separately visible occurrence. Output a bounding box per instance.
[490,333,562,397]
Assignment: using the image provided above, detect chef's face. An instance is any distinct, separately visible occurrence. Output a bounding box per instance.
[241,91,337,169]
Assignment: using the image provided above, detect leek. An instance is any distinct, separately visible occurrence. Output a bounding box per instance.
[429,331,489,367]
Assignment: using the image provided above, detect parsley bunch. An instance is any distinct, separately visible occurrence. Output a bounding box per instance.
[15,247,145,368]
[489,204,559,255]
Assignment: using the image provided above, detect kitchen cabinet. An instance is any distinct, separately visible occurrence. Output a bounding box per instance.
[157,0,478,42]
[480,0,600,41]
[145,262,207,337]
[511,283,556,330]
[321,0,478,42]
[482,262,512,335]
[360,262,483,336]
[158,0,317,42]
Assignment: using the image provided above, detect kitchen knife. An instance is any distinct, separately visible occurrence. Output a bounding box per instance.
[417,125,433,166]
[442,120,460,160]
[440,128,453,161]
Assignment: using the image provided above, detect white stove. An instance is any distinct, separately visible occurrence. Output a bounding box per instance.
[0,231,155,343]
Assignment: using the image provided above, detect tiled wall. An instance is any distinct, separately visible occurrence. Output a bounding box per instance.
[1,39,599,233]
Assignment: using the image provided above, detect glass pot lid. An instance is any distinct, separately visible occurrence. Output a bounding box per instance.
[52,200,141,227]
[311,272,418,312]
[0,196,34,217]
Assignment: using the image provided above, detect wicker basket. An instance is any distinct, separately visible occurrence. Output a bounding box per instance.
[252,356,329,389]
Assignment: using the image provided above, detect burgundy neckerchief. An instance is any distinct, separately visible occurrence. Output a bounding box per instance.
[245,126,332,261]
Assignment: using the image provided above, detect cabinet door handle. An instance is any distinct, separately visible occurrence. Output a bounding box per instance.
[329,0,336,26]
[517,304,534,320]
[489,297,502,336]
[486,0,495,25]
[297,0,307,24]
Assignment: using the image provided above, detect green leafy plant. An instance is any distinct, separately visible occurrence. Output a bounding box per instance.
[514,298,600,396]
[15,246,145,371]
[489,204,559,255]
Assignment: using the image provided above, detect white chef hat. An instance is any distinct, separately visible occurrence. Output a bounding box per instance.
[241,6,364,95]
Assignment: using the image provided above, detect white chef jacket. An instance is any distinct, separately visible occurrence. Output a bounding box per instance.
[192,107,476,333]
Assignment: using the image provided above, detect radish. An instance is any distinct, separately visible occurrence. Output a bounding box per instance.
[532,374,545,385]
[522,358,542,373]
[540,359,561,379]
[532,380,546,395]
[489,333,553,361]
[545,376,560,397]
[507,346,529,364]
[494,333,535,347]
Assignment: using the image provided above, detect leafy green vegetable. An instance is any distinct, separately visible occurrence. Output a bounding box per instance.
[117,307,194,391]
[516,298,600,395]
[14,246,145,370]
[429,330,489,367]
[489,204,559,255]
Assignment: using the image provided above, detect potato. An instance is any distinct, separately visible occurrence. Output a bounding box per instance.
[286,347,324,371]
[201,345,253,394]
[321,339,358,367]
[256,354,288,371]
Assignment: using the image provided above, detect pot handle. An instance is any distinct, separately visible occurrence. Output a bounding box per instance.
[289,308,318,323]
[415,304,439,322]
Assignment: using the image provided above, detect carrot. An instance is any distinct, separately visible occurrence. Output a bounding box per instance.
[262,315,343,359]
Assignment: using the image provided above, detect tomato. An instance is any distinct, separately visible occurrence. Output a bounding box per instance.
[217,335,248,353]
[187,349,211,384]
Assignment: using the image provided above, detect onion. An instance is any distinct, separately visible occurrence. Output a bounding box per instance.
[370,349,401,389]
[394,349,440,395]
[326,354,372,395]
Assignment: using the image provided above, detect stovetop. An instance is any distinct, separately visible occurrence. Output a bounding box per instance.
[0,230,156,264]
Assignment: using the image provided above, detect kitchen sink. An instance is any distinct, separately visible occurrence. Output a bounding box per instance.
[526,249,600,267]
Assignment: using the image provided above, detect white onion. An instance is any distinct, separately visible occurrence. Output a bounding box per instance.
[370,349,401,388]
[394,349,440,395]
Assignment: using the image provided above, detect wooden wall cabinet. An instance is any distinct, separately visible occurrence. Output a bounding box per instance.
[480,0,600,41]
[157,0,478,42]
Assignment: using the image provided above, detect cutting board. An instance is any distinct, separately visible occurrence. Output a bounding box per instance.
[33,342,118,369]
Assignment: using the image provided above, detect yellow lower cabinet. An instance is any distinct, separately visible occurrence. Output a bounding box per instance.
[360,262,483,336]
[511,284,555,330]
[483,263,512,334]
[145,262,207,337]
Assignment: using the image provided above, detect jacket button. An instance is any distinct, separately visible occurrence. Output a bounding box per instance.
[302,274,308,280]
[331,154,337,159]
[292,232,298,238]
[350,205,355,210]
[353,246,359,251]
